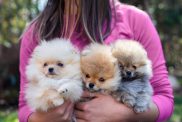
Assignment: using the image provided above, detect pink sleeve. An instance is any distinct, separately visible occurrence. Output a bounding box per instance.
[128,7,174,122]
[18,24,37,122]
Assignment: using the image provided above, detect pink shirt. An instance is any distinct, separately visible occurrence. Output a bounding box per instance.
[18,2,174,122]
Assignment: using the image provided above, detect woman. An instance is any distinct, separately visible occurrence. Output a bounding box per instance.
[18,0,174,122]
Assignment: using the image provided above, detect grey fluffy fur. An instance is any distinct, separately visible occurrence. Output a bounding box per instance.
[114,74,153,113]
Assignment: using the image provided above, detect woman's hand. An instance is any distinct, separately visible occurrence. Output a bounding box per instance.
[75,91,135,122]
[75,91,158,122]
[28,101,74,122]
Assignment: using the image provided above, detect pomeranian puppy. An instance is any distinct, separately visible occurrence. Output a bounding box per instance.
[80,43,121,94]
[25,38,83,111]
[112,40,153,113]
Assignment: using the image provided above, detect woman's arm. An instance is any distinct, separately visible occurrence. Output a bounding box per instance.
[18,24,37,122]
[128,6,174,121]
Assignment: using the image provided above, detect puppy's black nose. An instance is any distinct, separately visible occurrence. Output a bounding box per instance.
[89,83,95,89]
[126,71,131,77]
[48,68,54,73]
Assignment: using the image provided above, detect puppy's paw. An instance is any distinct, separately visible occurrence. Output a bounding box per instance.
[58,87,68,95]
[134,105,147,113]
[122,95,135,108]
[123,99,135,108]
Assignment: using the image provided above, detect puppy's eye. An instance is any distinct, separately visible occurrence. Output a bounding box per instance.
[85,74,90,78]
[119,64,124,68]
[57,62,64,67]
[43,63,48,67]
[132,65,137,69]
[99,77,105,82]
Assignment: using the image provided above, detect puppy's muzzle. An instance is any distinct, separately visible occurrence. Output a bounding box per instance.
[48,67,55,75]
[126,71,132,77]
[89,83,95,89]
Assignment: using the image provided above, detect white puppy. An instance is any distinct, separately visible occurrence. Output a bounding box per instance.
[25,38,83,111]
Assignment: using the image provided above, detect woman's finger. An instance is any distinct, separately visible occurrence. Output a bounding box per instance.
[64,102,74,119]
[82,91,103,98]
[75,110,88,120]
[55,100,72,114]
[81,91,92,98]
[75,102,88,111]
[76,119,86,122]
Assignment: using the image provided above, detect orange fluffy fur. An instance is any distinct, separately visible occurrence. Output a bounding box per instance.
[81,43,121,93]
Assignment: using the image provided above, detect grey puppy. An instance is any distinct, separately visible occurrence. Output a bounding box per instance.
[112,40,153,113]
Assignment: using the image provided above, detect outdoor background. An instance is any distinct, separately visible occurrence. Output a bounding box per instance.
[0,0,182,122]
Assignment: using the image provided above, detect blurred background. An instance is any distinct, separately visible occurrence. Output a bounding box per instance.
[0,0,181,122]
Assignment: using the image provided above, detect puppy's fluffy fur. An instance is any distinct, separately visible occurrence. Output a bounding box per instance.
[112,40,153,113]
[81,40,153,113]
[80,43,121,93]
[25,38,83,111]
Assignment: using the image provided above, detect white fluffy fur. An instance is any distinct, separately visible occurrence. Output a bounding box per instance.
[25,38,83,111]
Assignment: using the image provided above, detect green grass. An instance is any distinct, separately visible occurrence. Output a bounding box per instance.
[0,95,181,122]
[168,95,182,122]
[0,110,18,122]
